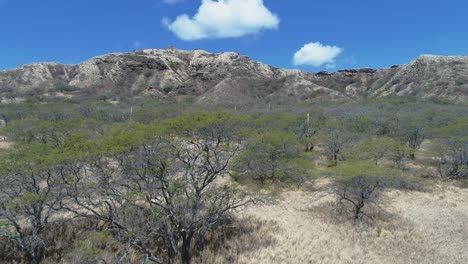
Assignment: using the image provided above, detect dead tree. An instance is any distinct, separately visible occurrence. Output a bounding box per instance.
[335,176,384,223]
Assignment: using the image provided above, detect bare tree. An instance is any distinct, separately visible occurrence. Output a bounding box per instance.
[60,135,254,264]
[335,176,384,223]
[396,115,428,160]
[0,158,62,264]
[434,139,468,178]
[290,110,327,152]
[322,126,354,166]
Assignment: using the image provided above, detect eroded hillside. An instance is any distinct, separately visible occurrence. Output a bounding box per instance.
[1,48,467,102]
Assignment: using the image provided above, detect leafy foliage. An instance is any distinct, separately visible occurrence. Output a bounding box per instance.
[233,131,312,185]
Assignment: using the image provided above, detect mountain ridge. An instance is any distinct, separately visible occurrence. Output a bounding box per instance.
[1,48,467,103]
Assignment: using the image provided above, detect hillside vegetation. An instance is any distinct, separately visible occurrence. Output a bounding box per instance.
[0,95,467,264]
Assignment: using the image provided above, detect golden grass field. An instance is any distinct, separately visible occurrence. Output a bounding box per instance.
[196,179,468,264]
[194,142,468,264]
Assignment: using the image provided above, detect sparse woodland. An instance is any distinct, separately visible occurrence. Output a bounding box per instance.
[0,95,467,264]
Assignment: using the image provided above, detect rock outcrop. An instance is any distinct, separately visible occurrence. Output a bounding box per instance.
[1,48,467,103]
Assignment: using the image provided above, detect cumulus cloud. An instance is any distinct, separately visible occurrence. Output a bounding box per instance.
[164,0,279,41]
[293,42,343,67]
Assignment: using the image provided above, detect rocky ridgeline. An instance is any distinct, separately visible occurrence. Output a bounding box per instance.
[0,47,467,103]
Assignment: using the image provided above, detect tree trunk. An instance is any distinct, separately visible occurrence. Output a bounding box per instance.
[27,247,44,264]
[305,142,314,152]
[181,241,191,264]
[181,232,193,264]
[354,206,362,223]
[24,235,45,264]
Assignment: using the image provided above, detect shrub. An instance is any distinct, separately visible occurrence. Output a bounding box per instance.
[233,131,308,184]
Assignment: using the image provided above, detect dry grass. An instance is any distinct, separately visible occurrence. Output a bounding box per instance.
[200,180,468,264]
[16,180,464,264]
[2,141,467,263]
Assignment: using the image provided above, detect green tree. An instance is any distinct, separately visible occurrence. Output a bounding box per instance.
[234,131,304,184]
[345,137,402,165]
[164,112,245,144]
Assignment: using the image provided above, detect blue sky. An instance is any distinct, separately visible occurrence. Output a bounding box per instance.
[1,0,467,71]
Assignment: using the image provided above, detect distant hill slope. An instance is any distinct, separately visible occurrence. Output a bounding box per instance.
[1,48,467,102]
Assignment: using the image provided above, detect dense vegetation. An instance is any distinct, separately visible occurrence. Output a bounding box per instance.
[0,95,467,263]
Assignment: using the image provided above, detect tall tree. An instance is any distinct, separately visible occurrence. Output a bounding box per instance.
[60,116,254,264]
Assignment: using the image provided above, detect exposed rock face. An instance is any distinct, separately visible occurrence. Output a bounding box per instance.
[0,62,77,93]
[1,48,467,103]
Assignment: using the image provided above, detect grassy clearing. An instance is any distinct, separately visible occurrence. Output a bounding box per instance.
[206,183,468,264]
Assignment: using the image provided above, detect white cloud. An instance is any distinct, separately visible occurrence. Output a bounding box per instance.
[293,42,343,67]
[164,0,279,41]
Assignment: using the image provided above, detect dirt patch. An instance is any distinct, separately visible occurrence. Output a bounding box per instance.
[0,141,12,149]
